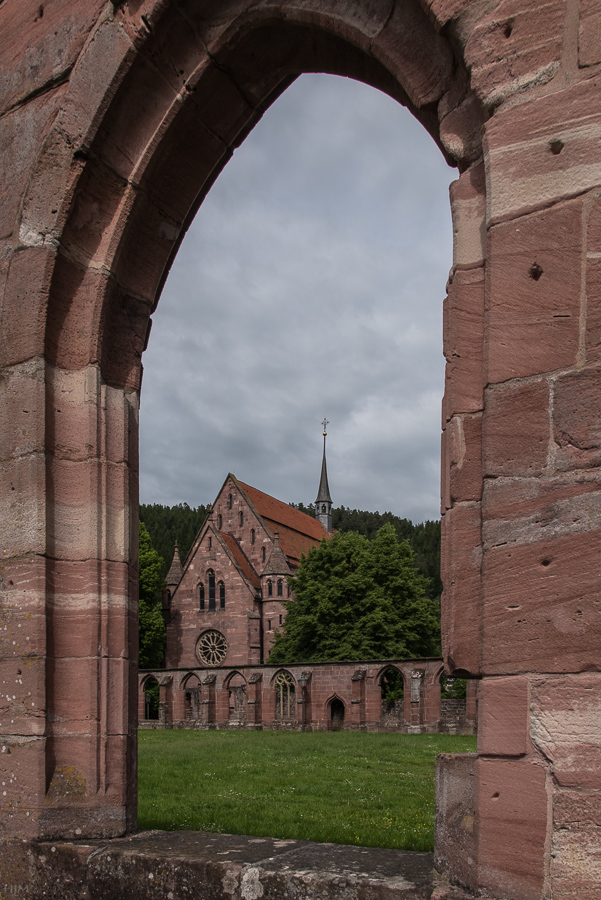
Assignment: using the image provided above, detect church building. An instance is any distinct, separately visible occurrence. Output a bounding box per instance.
[162,426,333,670]
[143,428,476,734]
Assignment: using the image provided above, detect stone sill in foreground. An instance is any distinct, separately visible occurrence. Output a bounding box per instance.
[1,830,488,900]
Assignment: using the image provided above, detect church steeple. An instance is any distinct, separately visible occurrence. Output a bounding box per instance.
[315,418,333,534]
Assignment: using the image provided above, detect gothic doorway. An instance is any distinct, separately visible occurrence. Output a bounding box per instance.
[329,698,345,731]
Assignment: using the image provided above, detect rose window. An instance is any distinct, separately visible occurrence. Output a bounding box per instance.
[197,630,228,666]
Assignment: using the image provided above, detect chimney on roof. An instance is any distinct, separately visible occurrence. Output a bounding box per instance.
[315,418,333,534]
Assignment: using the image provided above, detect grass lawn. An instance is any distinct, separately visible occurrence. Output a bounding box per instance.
[138,730,476,851]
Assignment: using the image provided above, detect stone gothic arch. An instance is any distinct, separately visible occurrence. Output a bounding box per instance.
[2,1,601,896]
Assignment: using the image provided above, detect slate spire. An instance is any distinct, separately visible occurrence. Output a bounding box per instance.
[315,418,333,534]
[166,541,183,588]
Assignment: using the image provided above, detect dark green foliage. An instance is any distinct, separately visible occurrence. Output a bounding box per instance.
[139,522,167,669]
[441,676,467,699]
[381,667,404,704]
[143,678,160,718]
[269,524,440,664]
[291,504,442,600]
[140,502,209,575]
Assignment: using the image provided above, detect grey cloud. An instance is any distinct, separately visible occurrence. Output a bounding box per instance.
[139,73,455,522]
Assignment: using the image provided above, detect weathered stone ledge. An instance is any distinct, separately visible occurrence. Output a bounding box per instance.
[0,831,483,900]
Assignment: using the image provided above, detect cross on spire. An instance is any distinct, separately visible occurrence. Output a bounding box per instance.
[321,417,329,436]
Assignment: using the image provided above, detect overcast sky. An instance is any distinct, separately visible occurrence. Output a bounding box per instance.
[139,73,456,523]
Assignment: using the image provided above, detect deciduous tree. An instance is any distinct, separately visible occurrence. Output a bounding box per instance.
[269,523,440,663]
[139,521,166,669]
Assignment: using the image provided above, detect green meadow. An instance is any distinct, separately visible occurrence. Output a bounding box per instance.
[138,730,476,851]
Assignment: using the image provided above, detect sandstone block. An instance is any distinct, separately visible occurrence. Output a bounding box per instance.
[435,752,478,891]
[135,95,229,233]
[0,655,45,737]
[444,266,485,418]
[0,735,47,840]
[476,759,547,900]
[482,477,601,558]
[485,75,601,222]
[0,246,56,368]
[279,0,394,51]
[44,255,108,372]
[482,530,601,673]
[61,162,134,271]
[449,163,486,267]
[551,789,601,900]
[486,203,582,382]
[579,0,601,67]
[465,0,565,108]
[0,455,46,557]
[95,50,179,183]
[441,504,482,675]
[0,89,64,240]
[422,0,472,29]
[371,0,453,107]
[46,365,134,466]
[482,471,601,525]
[0,0,105,115]
[553,368,601,469]
[585,256,601,362]
[530,674,601,788]
[483,380,549,477]
[0,359,46,463]
[46,457,129,562]
[478,676,528,756]
[46,558,131,658]
[447,413,482,503]
[55,19,133,154]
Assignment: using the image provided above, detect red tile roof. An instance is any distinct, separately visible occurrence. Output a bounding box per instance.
[219,532,261,591]
[234,477,329,564]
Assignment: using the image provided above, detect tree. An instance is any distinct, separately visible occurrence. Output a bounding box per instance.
[268,523,440,664]
[290,502,442,600]
[139,521,166,669]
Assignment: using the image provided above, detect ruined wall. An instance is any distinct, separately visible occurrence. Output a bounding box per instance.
[138,658,469,733]
[1,1,601,898]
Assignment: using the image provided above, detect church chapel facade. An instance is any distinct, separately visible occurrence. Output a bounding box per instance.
[141,437,476,734]
[162,472,332,670]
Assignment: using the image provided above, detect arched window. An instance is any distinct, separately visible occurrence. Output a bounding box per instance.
[208,570,216,611]
[261,547,266,563]
[251,528,255,545]
[239,510,244,527]
[228,493,233,509]
[381,667,404,712]
[321,504,326,514]
[219,581,225,610]
[275,671,295,720]
[208,535,212,550]
[267,580,273,597]
[217,514,222,530]
[277,579,283,597]
[198,583,205,611]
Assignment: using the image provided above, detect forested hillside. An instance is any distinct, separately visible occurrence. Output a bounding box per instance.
[140,500,441,600]
[140,503,209,575]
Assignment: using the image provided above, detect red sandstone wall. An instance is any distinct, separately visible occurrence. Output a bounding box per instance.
[2,1,601,897]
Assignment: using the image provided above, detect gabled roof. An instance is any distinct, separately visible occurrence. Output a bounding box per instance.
[233,476,329,564]
[220,532,261,591]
